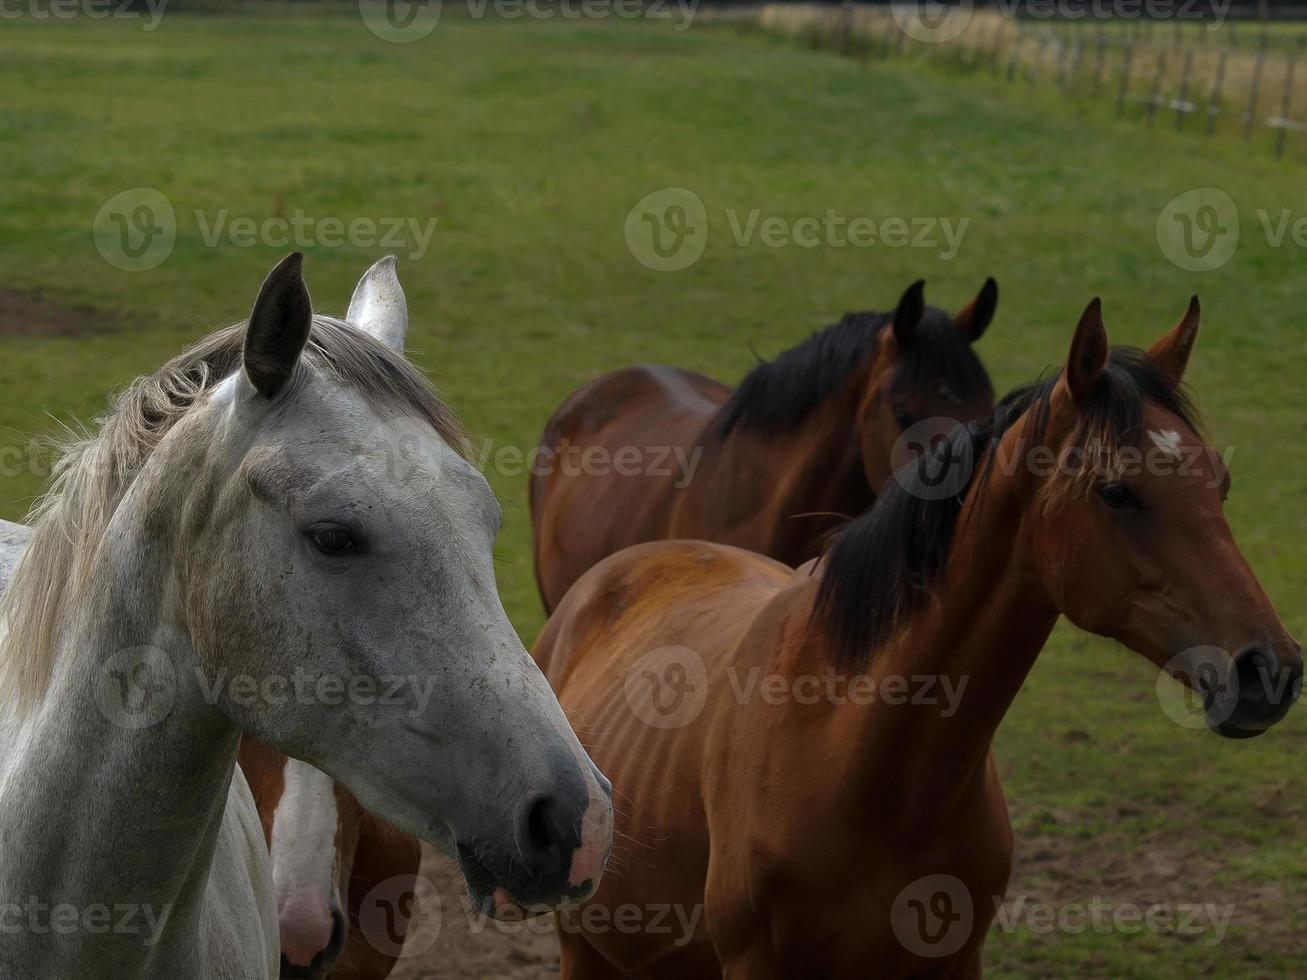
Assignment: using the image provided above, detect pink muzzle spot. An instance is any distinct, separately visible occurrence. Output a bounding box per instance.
[278,891,335,968]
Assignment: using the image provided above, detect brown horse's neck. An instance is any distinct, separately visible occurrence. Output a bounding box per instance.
[683,365,873,563]
[788,459,1059,823]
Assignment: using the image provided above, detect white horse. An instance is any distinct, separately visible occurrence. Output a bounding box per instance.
[0,255,613,979]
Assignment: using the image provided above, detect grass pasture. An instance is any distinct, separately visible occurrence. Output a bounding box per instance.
[0,8,1305,977]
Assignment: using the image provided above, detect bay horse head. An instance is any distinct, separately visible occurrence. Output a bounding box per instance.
[1016,298,1302,735]
[855,277,998,493]
[820,296,1300,738]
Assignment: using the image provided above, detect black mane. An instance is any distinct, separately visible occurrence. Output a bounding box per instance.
[814,347,1200,666]
[708,308,992,438]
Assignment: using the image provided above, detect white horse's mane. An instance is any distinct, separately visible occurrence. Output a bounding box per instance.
[0,315,465,712]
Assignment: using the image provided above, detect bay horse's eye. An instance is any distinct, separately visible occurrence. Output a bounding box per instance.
[1098,482,1140,510]
[309,524,360,557]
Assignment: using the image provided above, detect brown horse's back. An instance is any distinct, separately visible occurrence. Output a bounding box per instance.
[531,366,730,612]
[533,540,791,978]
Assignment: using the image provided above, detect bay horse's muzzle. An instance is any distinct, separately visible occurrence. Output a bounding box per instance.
[1209,644,1303,738]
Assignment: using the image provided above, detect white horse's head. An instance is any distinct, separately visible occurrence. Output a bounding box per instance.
[176,255,610,916]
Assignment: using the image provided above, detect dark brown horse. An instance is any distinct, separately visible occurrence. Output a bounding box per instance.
[533,298,1302,978]
[530,279,998,610]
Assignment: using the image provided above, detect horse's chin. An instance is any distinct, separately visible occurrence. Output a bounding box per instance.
[455,843,586,920]
[1209,717,1270,740]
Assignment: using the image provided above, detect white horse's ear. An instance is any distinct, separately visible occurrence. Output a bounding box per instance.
[245,252,313,399]
[346,256,407,353]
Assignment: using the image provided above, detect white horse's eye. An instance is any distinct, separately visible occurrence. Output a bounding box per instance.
[309,524,360,557]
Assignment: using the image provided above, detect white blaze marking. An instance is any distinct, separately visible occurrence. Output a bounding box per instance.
[1149,429,1183,460]
[271,759,340,909]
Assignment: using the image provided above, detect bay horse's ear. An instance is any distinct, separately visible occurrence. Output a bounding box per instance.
[1145,295,1200,388]
[244,252,313,399]
[346,255,408,354]
[891,279,926,346]
[1064,297,1108,402]
[954,277,998,342]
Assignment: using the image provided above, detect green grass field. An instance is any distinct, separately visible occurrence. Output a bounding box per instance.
[1,9,1304,977]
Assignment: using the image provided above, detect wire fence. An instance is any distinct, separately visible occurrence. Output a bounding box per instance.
[751,3,1307,160]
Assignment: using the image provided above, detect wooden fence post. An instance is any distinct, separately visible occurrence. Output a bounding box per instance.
[1146,49,1167,127]
[1117,43,1135,117]
[1275,47,1299,158]
[1007,29,1025,82]
[1176,48,1194,129]
[1244,35,1267,141]
[1207,47,1228,136]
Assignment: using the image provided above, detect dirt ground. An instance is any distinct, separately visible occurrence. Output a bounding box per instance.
[380,800,1305,979]
[386,847,559,980]
[0,288,119,336]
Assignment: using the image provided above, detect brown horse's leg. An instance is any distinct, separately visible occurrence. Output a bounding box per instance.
[558,931,627,980]
[339,819,423,980]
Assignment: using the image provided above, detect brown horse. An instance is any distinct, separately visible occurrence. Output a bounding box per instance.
[533,299,1302,978]
[530,278,999,611]
[238,741,421,980]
